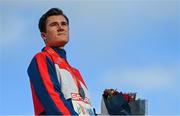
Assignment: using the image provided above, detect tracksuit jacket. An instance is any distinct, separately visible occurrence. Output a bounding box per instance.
[27,46,94,115]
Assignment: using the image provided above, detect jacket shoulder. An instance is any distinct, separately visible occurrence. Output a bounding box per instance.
[27,51,52,74]
[34,51,49,58]
[28,51,51,68]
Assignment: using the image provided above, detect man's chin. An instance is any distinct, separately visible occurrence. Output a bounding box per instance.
[49,41,68,48]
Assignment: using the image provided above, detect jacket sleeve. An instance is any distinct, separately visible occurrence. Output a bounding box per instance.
[27,53,78,115]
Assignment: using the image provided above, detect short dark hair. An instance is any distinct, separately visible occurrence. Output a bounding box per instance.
[38,8,69,33]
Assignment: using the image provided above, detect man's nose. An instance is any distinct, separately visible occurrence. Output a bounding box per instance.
[57,25,64,31]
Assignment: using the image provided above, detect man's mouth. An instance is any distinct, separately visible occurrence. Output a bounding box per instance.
[57,33,66,36]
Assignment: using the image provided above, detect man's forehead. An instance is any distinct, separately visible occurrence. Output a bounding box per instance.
[47,15,67,23]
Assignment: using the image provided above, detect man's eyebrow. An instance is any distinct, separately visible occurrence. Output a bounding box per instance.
[48,21,58,26]
[48,21,67,26]
[61,21,68,24]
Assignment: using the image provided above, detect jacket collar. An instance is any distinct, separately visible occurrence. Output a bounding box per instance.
[42,46,67,60]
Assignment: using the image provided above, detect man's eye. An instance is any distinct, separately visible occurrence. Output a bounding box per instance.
[50,23,58,26]
[62,22,67,26]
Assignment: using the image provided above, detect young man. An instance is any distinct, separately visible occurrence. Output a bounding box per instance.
[27,8,94,115]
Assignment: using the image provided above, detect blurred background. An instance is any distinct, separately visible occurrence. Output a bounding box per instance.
[0,0,179,115]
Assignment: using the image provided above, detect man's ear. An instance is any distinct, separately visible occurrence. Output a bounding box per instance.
[41,32,47,41]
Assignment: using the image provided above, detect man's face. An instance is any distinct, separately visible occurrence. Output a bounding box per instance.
[41,15,69,47]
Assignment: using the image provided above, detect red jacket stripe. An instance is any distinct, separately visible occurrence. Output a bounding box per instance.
[30,82,44,115]
[35,53,71,115]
